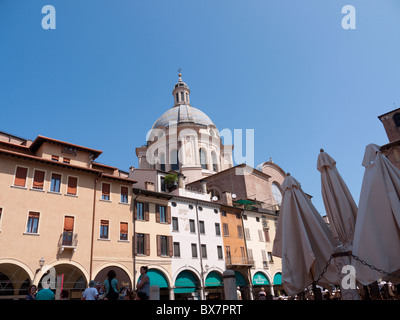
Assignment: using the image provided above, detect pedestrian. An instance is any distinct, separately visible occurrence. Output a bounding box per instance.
[25,284,37,300]
[258,287,266,300]
[236,286,242,300]
[103,270,119,300]
[81,280,99,300]
[136,266,150,300]
[60,289,69,300]
[35,287,55,300]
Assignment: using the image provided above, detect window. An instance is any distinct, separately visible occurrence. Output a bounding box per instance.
[191,243,198,258]
[67,177,78,195]
[120,186,128,203]
[272,183,283,205]
[237,225,243,238]
[172,217,179,231]
[63,216,74,246]
[223,223,229,237]
[176,93,179,103]
[199,221,205,234]
[51,155,59,162]
[180,91,184,102]
[394,113,400,128]
[170,149,179,171]
[264,229,270,242]
[258,230,264,242]
[201,244,207,259]
[101,183,111,201]
[215,223,221,236]
[268,252,274,263]
[189,219,196,233]
[160,236,168,256]
[221,211,226,217]
[120,222,128,241]
[217,246,223,259]
[211,151,218,172]
[100,220,109,239]
[160,154,166,172]
[14,166,28,187]
[245,228,251,240]
[63,157,70,164]
[159,205,166,223]
[32,170,45,190]
[136,202,144,220]
[26,212,40,234]
[199,148,207,169]
[173,242,180,257]
[50,173,61,193]
[136,233,150,255]
[240,247,246,259]
[262,250,268,268]
[160,176,166,192]
[225,246,231,261]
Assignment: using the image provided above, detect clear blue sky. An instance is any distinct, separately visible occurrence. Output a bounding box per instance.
[1,0,399,215]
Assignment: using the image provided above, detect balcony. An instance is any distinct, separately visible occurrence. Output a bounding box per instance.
[58,232,78,253]
[226,256,254,267]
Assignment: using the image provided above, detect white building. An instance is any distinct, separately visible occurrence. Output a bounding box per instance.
[169,188,226,300]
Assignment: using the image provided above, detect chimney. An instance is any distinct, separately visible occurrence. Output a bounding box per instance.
[222,191,233,206]
[178,173,185,189]
[200,180,207,194]
[145,181,155,191]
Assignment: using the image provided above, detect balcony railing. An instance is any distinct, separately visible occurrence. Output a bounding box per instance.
[226,256,254,267]
[58,232,78,253]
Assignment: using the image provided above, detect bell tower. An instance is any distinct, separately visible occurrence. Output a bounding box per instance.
[172,73,191,107]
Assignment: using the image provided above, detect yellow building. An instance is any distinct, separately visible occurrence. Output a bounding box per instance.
[0,131,136,299]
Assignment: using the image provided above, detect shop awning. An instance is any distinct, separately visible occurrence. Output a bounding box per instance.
[273,273,282,285]
[252,272,270,286]
[205,271,223,287]
[235,271,247,287]
[174,270,200,293]
[147,269,169,289]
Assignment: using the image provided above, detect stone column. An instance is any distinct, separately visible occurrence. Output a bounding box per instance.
[223,270,237,300]
[149,285,160,300]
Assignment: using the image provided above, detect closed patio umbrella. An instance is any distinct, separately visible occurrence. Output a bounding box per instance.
[317,149,360,300]
[352,143,400,285]
[317,149,357,250]
[272,174,340,297]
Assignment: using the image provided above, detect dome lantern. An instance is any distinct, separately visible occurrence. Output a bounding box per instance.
[172,73,191,107]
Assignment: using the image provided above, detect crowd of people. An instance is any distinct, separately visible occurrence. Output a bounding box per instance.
[25,266,150,301]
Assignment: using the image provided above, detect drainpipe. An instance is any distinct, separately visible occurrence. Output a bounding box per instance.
[132,189,141,291]
[241,208,254,300]
[195,200,205,300]
[89,173,100,281]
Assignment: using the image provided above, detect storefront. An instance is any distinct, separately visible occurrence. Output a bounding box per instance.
[147,269,170,300]
[204,271,224,300]
[252,271,271,299]
[174,270,201,300]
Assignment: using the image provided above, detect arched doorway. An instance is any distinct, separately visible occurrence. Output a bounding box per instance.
[235,271,250,300]
[0,263,31,299]
[174,270,201,300]
[273,272,285,296]
[204,271,224,300]
[252,271,272,300]
[94,266,132,294]
[38,264,87,300]
[147,268,170,300]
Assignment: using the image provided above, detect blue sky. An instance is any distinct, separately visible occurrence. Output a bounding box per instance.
[1,0,399,215]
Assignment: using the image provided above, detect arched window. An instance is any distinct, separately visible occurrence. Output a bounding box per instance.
[180,92,185,102]
[393,113,400,128]
[176,93,179,103]
[271,182,283,205]
[170,149,179,171]
[211,151,218,172]
[199,148,207,169]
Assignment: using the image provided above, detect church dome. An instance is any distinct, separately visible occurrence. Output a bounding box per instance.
[151,104,215,129]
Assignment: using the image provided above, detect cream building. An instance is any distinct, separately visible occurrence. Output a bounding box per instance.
[0,132,136,299]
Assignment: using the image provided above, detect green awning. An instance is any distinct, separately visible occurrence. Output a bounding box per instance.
[234,199,257,205]
[174,271,200,293]
[205,272,223,287]
[273,273,282,285]
[235,271,247,287]
[147,269,169,288]
[252,272,270,286]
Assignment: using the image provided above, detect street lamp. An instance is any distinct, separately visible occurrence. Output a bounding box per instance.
[39,258,45,269]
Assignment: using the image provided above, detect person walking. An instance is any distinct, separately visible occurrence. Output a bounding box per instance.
[136,266,150,300]
[25,285,37,300]
[103,270,119,300]
[258,287,266,300]
[82,280,99,300]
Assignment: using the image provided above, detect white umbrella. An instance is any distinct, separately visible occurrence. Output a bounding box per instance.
[352,143,400,285]
[272,174,340,297]
[317,149,360,300]
[317,149,357,250]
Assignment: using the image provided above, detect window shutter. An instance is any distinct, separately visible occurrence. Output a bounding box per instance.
[102,183,110,196]
[166,206,171,224]
[63,216,74,232]
[14,167,27,187]
[145,203,149,221]
[155,204,160,223]
[67,177,77,195]
[168,236,173,257]
[156,235,161,257]
[121,186,128,196]
[264,229,270,242]
[145,234,150,256]
[33,170,45,189]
